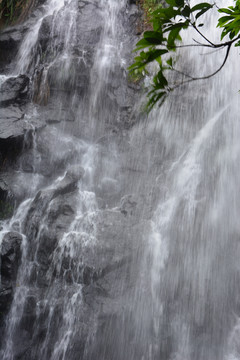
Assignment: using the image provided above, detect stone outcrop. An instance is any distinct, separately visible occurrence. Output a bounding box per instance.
[0,75,29,107]
[0,25,27,73]
[0,232,22,324]
[0,0,147,358]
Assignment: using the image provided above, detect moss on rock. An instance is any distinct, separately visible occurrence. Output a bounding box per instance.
[0,0,35,28]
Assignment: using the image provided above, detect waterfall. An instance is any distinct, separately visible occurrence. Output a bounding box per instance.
[134,2,240,359]
[0,0,240,359]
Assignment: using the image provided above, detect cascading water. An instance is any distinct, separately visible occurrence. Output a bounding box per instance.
[1,0,240,359]
[131,2,240,359]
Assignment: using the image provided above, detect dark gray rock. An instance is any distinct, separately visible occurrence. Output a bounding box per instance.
[23,173,78,252]
[47,57,90,96]
[0,105,45,141]
[44,108,75,123]
[0,287,12,330]
[25,189,78,287]
[114,84,136,109]
[0,75,30,107]
[128,3,141,29]
[0,103,46,171]
[0,178,14,220]
[0,178,10,201]
[24,171,78,218]
[12,126,82,180]
[0,106,24,139]
[0,171,46,204]
[38,15,52,53]
[1,231,22,279]
[0,25,27,72]
[18,152,37,173]
[76,2,103,46]
[66,165,85,181]
[0,232,22,315]
[52,174,79,199]
[97,177,120,197]
[119,194,138,216]
[37,101,76,125]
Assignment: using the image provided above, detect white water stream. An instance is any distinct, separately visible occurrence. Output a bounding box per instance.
[140,2,240,358]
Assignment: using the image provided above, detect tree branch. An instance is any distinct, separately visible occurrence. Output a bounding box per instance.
[170,43,232,91]
[191,23,215,46]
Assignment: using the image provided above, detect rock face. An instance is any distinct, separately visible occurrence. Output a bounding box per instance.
[0,179,14,220]
[0,75,30,106]
[0,26,27,73]
[0,232,22,323]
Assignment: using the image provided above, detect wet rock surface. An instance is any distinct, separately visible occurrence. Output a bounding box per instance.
[0,0,147,358]
[0,232,22,321]
[0,26,27,73]
[0,75,30,107]
[0,104,45,176]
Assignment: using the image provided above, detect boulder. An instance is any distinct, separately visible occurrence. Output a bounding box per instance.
[23,173,79,247]
[0,231,22,315]
[119,194,138,216]
[0,104,45,168]
[0,25,27,72]
[66,165,85,181]
[0,75,30,107]
[38,102,76,125]
[23,183,78,287]
[37,14,52,53]
[0,178,10,201]
[0,171,46,204]
[0,178,14,220]
[47,57,90,96]
[1,231,22,279]
[0,106,25,139]
[76,1,103,46]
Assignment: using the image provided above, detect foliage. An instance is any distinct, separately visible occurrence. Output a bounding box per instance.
[138,0,163,27]
[129,0,240,111]
[0,0,28,24]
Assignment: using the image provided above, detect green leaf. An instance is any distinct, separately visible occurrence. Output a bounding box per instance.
[165,0,177,6]
[144,30,163,40]
[166,57,173,67]
[196,6,213,19]
[181,5,191,18]
[154,71,168,87]
[140,31,164,46]
[163,21,189,33]
[147,91,167,111]
[167,27,181,48]
[191,2,213,12]
[135,38,154,50]
[218,8,234,15]
[152,7,180,21]
[218,15,235,27]
[175,0,184,7]
[144,49,169,64]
